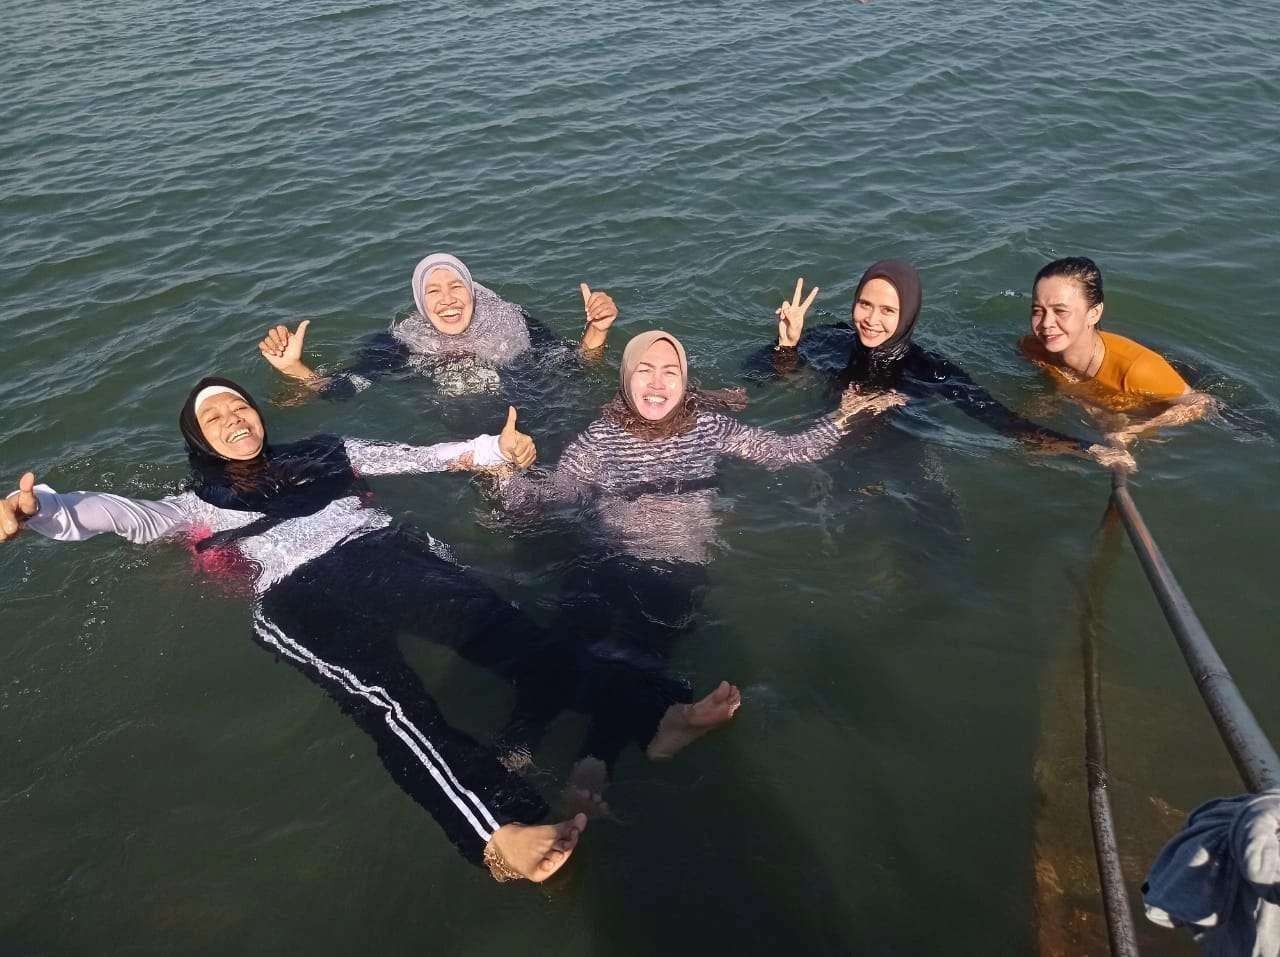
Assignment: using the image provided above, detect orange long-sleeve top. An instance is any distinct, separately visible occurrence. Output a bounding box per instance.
[1020,331,1188,411]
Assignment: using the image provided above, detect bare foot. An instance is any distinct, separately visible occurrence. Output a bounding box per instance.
[486,814,588,883]
[561,756,612,820]
[646,681,742,760]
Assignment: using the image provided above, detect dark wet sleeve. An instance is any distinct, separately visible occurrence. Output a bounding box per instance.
[525,315,565,352]
[741,343,808,382]
[313,332,412,401]
[923,353,1091,449]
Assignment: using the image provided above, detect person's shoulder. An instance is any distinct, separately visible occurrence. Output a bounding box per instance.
[1105,332,1187,398]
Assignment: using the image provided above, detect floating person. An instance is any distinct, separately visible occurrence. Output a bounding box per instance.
[1021,256,1213,446]
[488,330,899,803]
[750,259,1134,470]
[256,252,620,398]
[0,377,738,882]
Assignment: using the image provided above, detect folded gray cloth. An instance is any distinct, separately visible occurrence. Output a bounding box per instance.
[1144,790,1280,956]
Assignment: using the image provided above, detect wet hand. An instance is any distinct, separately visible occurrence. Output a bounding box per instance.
[257,320,316,379]
[581,283,618,332]
[498,406,537,470]
[837,387,907,425]
[1,472,40,542]
[1087,443,1137,473]
[776,277,819,349]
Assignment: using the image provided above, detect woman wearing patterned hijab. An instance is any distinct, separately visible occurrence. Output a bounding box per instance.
[256,252,621,398]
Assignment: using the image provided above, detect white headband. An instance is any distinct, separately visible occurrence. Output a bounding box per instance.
[193,387,247,416]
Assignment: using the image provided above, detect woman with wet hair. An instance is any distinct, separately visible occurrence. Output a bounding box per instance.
[1022,256,1211,444]
[750,259,1132,469]
[0,376,731,883]
[489,330,898,803]
[256,252,621,399]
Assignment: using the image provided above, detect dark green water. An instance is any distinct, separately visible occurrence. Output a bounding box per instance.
[3,0,1278,953]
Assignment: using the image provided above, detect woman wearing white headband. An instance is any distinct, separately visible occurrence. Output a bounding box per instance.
[0,376,733,883]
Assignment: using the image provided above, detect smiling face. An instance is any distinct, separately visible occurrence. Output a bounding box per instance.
[1030,275,1103,355]
[422,266,475,335]
[197,392,265,461]
[852,277,901,348]
[628,339,686,421]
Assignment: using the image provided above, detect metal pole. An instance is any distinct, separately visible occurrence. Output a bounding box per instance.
[1110,472,1280,793]
[1082,502,1141,956]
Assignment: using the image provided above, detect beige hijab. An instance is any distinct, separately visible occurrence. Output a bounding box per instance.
[603,330,745,440]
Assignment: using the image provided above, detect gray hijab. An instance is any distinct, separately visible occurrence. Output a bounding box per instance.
[399,252,532,366]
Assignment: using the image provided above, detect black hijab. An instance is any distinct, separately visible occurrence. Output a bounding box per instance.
[179,376,361,529]
[843,259,923,388]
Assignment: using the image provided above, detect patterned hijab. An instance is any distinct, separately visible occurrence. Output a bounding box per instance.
[401,252,532,366]
[603,330,746,440]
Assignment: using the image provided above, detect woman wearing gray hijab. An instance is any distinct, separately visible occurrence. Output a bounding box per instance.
[257,252,621,398]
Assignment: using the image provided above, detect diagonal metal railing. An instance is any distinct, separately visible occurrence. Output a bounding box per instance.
[1079,471,1280,955]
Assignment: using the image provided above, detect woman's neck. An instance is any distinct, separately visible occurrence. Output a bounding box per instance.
[1060,329,1103,376]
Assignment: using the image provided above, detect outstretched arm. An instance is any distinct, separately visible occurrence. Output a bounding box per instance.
[930,356,1136,471]
[3,471,195,545]
[343,407,537,476]
[715,390,905,469]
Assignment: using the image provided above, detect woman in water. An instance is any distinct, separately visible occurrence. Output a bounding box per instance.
[257,252,621,398]
[751,259,1133,469]
[490,330,899,800]
[1021,256,1211,445]
[0,377,740,882]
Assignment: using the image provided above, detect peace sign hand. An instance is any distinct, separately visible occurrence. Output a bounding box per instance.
[1,472,41,542]
[776,277,819,348]
[257,321,317,380]
[498,406,537,470]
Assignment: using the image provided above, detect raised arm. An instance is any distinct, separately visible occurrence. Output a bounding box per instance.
[3,471,195,545]
[258,322,412,402]
[577,283,619,356]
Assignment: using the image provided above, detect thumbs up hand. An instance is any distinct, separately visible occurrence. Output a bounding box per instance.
[1,471,41,542]
[258,320,318,380]
[579,283,619,352]
[498,406,537,470]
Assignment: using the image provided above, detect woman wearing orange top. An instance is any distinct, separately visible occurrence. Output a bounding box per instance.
[1021,257,1211,444]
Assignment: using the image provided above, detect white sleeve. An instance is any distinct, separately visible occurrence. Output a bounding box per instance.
[16,485,195,544]
[343,435,506,475]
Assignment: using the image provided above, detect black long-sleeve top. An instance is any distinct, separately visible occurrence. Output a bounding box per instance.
[744,322,1092,451]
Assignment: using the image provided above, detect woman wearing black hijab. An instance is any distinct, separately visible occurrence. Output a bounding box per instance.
[0,376,730,883]
[751,260,1131,468]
